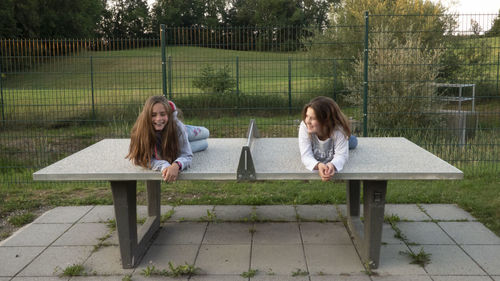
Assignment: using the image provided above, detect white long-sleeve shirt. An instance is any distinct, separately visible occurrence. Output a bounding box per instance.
[151,119,193,172]
[298,121,349,172]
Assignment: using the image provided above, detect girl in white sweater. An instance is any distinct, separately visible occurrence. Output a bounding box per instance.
[299,96,356,181]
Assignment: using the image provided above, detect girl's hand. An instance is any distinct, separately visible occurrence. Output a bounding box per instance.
[318,162,335,181]
[161,163,179,183]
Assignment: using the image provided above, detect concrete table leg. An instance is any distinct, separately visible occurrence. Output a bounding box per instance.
[111,181,138,268]
[111,180,161,269]
[345,180,387,269]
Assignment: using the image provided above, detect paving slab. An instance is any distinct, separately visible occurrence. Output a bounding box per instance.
[10,277,69,281]
[169,205,215,222]
[304,244,364,275]
[0,246,45,276]
[189,275,247,281]
[253,275,309,281]
[213,205,254,221]
[17,246,93,277]
[311,275,371,281]
[254,205,297,222]
[375,244,427,276]
[79,205,115,223]
[136,245,199,270]
[409,245,486,276]
[83,245,134,275]
[1,223,72,247]
[493,276,500,281]
[252,223,301,244]
[53,223,109,246]
[153,222,207,245]
[431,276,492,281]
[33,206,93,223]
[396,222,455,245]
[131,275,187,281]
[251,244,306,275]
[462,245,500,275]
[371,276,432,281]
[296,205,340,221]
[384,204,430,221]
[300,222,352,244]
[195,244,251,275]
[71,277,131,281]
[419,204,476,221]
[202,222,253,245]
[381,223,403,245]
[338,204,430,221]
[438,222,500,244]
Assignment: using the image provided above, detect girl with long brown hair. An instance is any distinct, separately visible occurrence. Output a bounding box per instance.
[299,96,357,181]
[127,96,194,183]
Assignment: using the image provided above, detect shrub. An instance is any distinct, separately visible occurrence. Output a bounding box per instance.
[192,64,236,95]
[346,28,444,129]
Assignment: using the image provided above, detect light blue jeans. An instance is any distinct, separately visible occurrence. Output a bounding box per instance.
[349,135,358,150]
[185,125,209,153]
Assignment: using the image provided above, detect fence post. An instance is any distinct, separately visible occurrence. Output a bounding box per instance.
[288,56,292,114]
[161,24,167,98]
[236,56,240,115]
[496,52,499,96]
[363,11,369,137]
[333,59,337,101]
[168,56,172,100]
[0,61,4,124]
[90,56,96,119]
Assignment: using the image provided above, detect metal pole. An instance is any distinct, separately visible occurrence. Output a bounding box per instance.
[236,56,240,115]
[90,56,95,119]
[167,56,172,100]
[0,61,5,123]
[363,11,369,137]
[496,52,499,96]
[288,57,292,114]
[333,59,337,101]
[160,24,167,98]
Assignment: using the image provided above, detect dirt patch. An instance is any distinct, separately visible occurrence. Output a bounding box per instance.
[0,206,53,243]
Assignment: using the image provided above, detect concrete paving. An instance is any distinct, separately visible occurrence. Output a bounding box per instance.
[1,204,499,281]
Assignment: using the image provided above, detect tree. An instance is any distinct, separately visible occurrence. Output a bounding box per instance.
[305,0,455,99]
[151,0,206,31]
[485,10,500,37]
[470,19,482,36]
[0,0,18,38]
[38,0,106,38]
[106,0,151,38]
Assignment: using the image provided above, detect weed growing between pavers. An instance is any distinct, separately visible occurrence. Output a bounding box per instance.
[122,274,132,281]
[400,248,432,267]
[141,261,198,277]
[161,209,175,222]
[241,269,258,277]
[56,264,87,277]
[384,213,432,267]
[291,268,308,276]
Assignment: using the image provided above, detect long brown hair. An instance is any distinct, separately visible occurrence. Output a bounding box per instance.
[127,96,180,168]
[301,96,351,138]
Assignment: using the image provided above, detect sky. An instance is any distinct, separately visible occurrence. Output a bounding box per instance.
[438,0,500,14]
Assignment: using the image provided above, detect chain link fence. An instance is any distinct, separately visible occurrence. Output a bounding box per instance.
[1,14,499,184]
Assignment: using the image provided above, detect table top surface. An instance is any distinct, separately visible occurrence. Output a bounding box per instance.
[33,137,463,181]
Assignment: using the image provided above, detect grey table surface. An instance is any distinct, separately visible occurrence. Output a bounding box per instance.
[33,137,463,181]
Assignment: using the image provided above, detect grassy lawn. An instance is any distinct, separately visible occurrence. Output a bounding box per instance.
[1,169,499,241]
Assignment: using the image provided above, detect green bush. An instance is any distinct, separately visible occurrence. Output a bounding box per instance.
[346,28,444,129]
[192,64,236,95]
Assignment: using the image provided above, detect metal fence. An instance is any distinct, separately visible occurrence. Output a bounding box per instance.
[0,14,499,184]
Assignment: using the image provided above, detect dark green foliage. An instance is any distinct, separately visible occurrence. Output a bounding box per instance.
[192,65,236,95]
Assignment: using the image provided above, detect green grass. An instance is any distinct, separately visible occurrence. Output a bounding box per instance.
[1,169,499,239]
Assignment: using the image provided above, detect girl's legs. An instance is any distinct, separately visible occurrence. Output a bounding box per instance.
[349,135,358,150]
[185,125,210,141]
[189,139,208,153]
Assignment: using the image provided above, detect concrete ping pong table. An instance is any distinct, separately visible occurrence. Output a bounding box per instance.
[33,120,463,269]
